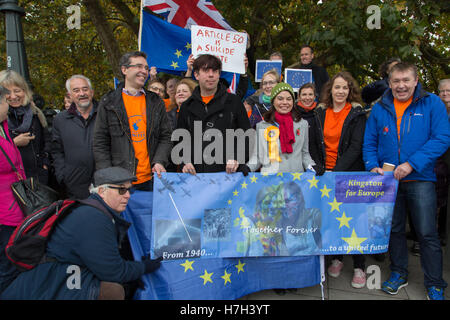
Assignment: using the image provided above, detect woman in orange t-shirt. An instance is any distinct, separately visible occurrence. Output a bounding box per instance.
[310,71,369,289]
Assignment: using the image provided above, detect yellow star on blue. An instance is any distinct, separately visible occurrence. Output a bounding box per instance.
[241,181,248,189]
[170,61,179,69]
[341,228,368,253]
[328,197,343,213]
[307,175,319,189]
[199,269,213,285]
[250,175,258,183]
[174,49,182,58]
[336,212,352,229]
[291,172,302,181]
[320,184,332,198]
[185,42,192,50]
[235,260,246,274]
[221,270,232,285]
[180,259,194,272]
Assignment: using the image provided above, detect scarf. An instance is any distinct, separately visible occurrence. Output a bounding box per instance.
[274,111,295,154]
[297,101,317,112]
[8,104,33,133]
[261,94,271,104]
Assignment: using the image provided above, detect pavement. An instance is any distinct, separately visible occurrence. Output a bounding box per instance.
[240,232,449,300]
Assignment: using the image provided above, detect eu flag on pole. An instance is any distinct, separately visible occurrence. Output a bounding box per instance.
[140,10,191,75]
[123,190,322,300]
[285,68,313,92]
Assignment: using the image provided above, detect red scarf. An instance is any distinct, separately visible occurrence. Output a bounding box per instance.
[297,101,317,112]
[274,111,295,154]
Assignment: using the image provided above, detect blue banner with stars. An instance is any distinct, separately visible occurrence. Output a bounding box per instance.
[123,190,321,300]
[151,172,398,259]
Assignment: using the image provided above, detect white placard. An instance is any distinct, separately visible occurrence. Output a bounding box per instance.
[191,25,247,74]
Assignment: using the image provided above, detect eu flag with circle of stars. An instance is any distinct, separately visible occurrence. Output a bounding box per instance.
[140,9,191,75]
[285,68,313,91]
[123,189,321,300]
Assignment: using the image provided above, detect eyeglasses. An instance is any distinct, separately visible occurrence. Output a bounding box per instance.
[107,185,132,195]
[262,80,277,86]
[126,64,150,71]
[150,86,165,93]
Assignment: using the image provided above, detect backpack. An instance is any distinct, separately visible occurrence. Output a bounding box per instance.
[5,198,113,272]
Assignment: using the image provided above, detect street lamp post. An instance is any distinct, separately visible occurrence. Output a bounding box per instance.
[0,0,31,87]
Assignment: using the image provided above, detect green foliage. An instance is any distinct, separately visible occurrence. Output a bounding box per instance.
[0,0,448,108]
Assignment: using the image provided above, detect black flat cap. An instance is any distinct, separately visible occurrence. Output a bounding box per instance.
[93,167,137,186]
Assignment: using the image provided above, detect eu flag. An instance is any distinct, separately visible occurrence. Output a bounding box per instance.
[123,190,322,300]
[140,10,191,75]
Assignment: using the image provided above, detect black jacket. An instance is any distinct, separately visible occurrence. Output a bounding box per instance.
[310,103,368,172]
[93,83,173,175]
[8,103,50,184]
[51,101,98,199]
[299,62,330,98]
[175,83,251,173]
[361,77,389,106]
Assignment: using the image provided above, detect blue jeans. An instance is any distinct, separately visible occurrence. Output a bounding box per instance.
[389,181,447,289]
[0,225,20,293]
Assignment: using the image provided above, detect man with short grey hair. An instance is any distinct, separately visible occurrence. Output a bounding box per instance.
[51,74,98,199]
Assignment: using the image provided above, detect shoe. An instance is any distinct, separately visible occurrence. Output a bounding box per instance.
[427,286,445,300]
[327,259,344,278]
[351,268,366,289]
[381,272,408,295]
[411,242,420,256]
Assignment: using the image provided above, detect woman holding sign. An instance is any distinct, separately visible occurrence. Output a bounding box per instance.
[310,71,369,288]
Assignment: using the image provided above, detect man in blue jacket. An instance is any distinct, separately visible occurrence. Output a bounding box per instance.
[0,167,162,300]
[363,62,450,300]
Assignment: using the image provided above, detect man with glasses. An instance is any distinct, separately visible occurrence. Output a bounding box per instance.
[93,51,172,192]
[0,167,162,300]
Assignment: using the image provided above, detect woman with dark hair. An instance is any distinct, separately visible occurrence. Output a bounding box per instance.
[311,71,369,288]
[0,70,50,185]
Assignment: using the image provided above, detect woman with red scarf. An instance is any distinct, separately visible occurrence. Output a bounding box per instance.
[241,83,318,175]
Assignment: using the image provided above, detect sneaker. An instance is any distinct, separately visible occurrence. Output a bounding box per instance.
[411,241,420,256]
[328,259,344,278]
[351,268,366,289]
[427,286,445,300]
[381,272,408,295]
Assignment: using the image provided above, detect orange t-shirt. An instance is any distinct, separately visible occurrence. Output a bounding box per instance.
[324,103,352,170]
[122,93,151,184]
[202,95,214,105]
[393,96,412,140]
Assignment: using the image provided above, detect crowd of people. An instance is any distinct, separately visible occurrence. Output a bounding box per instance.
[0,45,449,300]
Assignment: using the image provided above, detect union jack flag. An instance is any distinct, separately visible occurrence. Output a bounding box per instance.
[143,0,233,30]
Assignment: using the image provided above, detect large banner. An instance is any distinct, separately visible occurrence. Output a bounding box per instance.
[151,172,398,260]
[123,191,322,300]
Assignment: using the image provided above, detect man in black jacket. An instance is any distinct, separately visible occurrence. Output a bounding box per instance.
[93,51,172,191]
[299,45,329,99]
[51,75,97,199]
[174,54,251,174]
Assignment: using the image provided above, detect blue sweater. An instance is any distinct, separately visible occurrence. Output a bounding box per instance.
[363,83,450,181]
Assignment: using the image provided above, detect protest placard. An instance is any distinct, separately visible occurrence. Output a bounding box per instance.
[191,25,247,74]
[255,60,282,82]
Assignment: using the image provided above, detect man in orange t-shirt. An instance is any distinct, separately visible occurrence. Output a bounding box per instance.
[93,51,172,192]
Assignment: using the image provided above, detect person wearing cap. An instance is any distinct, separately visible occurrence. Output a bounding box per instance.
[0,166,162,300]
[309,71,369,289]
[240,82,317,175]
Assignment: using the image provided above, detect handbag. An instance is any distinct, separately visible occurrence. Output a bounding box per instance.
[0,144,59,216]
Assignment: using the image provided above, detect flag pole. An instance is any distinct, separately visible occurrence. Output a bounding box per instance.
[138,0,144,50]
